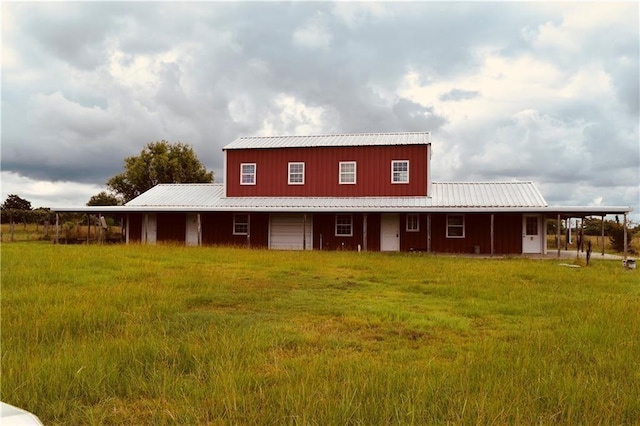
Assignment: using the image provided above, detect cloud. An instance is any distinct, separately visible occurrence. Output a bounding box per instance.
[0,2,637,220]
[439,89,480,102]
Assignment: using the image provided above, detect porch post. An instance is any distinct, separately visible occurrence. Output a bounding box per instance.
[601,215,605,256]
[247,214,251,248]
[55,213,59,244]
[143,214,147,243]
[363,214,368,252]
[197,213,202,246]
[490,214,494,257]
[576,218,581,259]
[623,212,628,261]
[87,213,91,244]
[556,214,561,258]
[302,214,306,250]
[427,214,431,253]
[125,215,130,244]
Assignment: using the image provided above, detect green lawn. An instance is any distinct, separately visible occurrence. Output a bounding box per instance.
[2,244,639,425]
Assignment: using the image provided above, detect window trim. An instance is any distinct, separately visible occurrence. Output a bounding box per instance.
[240,163,256,186]
[233,214,249,235]
[335,214,353,237]
[391,160,409,184]
[288,162,305,185]
[339,161,357,185]
[446,214,465,238]
[406,214,420,232]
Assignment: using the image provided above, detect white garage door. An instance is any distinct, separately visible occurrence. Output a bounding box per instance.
[269,214,313,250]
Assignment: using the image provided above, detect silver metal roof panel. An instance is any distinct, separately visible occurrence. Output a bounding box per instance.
[223,132,431,150]
[123,181,546,209]
[431,182,547,208]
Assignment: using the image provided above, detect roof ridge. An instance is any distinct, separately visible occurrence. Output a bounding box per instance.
[239,131,431,140]
[433,181,533,184]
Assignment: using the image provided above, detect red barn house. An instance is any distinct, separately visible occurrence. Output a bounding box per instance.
[54,132,632,255]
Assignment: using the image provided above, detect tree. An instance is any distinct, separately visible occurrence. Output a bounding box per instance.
[87,191,122,206]
[609,221,637,253]
[2,194,32,211]
[1,194,32,224]
[1,194,33,240]
[107,141,214,203]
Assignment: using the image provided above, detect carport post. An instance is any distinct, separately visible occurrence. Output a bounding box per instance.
[601,215,605,256]
[55,213,59,244]
[557,214,561,258]
[623,212,628,261]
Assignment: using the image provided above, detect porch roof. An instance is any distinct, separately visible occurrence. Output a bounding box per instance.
[52,182,632,215]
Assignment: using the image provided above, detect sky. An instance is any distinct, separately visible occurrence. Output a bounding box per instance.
[1,2,639,220]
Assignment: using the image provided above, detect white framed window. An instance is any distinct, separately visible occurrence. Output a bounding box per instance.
[240,163,256,185]
[392,160,409,184]
[446,214,465,238]
[406,214,419,232]
[288,162,305,185]
[335,214,353,236]
[339,161,357,184]
[233,214,249,235]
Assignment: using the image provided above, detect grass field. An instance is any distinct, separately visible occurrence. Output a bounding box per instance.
[2,243,639,425]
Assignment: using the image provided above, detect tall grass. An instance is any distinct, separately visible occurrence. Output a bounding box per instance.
[2,244,639,424]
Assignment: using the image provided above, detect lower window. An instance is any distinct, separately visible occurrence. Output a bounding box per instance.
[406,214,419,232]
[446,214,465,238]
[233,214,249,235]
[335,214,353,236]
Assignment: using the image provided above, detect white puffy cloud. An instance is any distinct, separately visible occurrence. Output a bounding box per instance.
[0,2,637,220]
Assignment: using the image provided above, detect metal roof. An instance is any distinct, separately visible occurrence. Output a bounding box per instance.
[126,184,223,207]
[431,182,547,208]
[53,182,631,214]
[120,181,548,211]
[223,132,431,150]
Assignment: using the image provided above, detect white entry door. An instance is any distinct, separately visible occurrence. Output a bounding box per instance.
[380,214,399,251]
[269,214,313,250]
[522,215,542,254]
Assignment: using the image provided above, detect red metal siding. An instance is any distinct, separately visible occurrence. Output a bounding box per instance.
[127,214,142,243]
[226,145,429,197]
[157,213,186,243]
[312,213,384,251]
[200,212,269,247]
[430,213,522,254]
[400,214,428,251]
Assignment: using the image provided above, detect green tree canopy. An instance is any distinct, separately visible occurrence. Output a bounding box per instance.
[107,141,214,203]
[2,194,32,211]
[87,191,122,206]
[1,194,33,225]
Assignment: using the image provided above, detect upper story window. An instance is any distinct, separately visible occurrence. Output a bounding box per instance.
[339,161,357,184]
[240,163,256,185]
[335,214,353,236]
[406,214,419,232]
[392,160,409,184]
[446,214,465,238]
[288,162,305,185]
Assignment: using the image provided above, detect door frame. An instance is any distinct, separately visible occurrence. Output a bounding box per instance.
[380,213,400,251]
[522,214,542,254]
